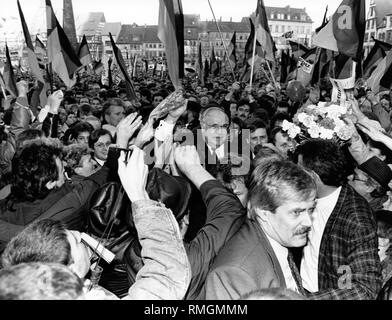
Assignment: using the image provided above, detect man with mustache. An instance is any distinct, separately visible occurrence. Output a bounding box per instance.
[297,139,382,300]
[200,160,317,300]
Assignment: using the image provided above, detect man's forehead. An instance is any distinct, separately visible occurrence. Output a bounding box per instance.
[204,109,228,122]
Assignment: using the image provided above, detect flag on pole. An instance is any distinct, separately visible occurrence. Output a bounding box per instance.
[204,58,210,82]
[4,44,18,97]
[210,45,219,76]
[196,42,204,85]
[289,40,309,59]
[78,35,93,68]
[46,0,81,88]
[312,0,366,61]
[281,31,294,39]
[17,0,44,83]
[92,59,104,75]
[108,32,137,100]
[35,36,46,70]
[157,0,184,89]
[228,32,237,70]
[255,0,275,62]
[366,50,392,93]
[363,39,392,78]
[315,6,329,34]
[280,50,290,83]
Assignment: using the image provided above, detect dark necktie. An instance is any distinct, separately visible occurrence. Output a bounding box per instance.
[287,251,307,296]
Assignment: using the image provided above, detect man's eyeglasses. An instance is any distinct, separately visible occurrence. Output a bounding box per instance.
[95,142,111,149]
[205,123,230,131]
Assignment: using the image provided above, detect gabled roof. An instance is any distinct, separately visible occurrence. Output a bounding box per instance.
[102,22,122,37]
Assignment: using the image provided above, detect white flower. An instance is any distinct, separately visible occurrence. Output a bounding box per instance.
[319,128,334,140]
[298,113,316,128]
[308,125,320,138]
[282,120,293,132]
[287,124,301,139]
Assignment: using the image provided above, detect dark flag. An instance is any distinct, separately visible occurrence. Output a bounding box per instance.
[313,0,366,61]
[204,58,210,82]
[368,50,392,93]
[157,0,184,89]
[196,42,204,85]
[228,32,237,70]
[311,48,333,85]
[210,46,219,76]
[108,32,137,100]
[289,40,309,59]
[46,0,81,88]
[17,0,44,83]
[280,50,290,84]
[4,44,18,97]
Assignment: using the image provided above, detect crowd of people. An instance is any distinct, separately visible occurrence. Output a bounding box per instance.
[0,65,392,300]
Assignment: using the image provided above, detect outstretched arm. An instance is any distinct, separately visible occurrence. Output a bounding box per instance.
[118,147,191,300]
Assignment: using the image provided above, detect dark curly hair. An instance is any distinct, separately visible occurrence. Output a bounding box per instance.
[11,143,62,201]
[296,139,349,187]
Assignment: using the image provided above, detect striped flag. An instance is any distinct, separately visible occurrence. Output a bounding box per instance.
[367,50,392,93]
[46,0,81,88]
[255,0,275,62]
[78,35,92,68]
[17,0,44,83]
[157,0,184,89]
[4,44,18,97]
[363,39,392,78]
[228,32,237,70]
[108,32,137,100]
[312,0,366,61]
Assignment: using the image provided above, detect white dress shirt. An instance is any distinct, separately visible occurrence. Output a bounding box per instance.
[300,187,341,292]
[266,234,299,293]
[206,143,225,160]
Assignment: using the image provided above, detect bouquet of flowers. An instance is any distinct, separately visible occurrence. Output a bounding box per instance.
[282,102,356,145]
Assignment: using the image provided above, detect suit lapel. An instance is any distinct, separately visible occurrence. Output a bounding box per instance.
[317,185,347,286]
[251,219,286,288]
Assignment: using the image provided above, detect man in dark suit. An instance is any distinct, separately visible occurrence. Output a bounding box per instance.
[199,159,317,300]
[297,139,382,300]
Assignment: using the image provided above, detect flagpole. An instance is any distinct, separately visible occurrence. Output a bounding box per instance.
[265,59,277,88]
[207,0,236,81]
[249,33,257,88]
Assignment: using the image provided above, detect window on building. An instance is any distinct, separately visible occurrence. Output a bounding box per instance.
[370,31,375,40]
[370,7,374,17]
[270,13,274,19]
[371,19,374,28]
[281,25,285,33]
[390,16,392,27]
[300,26,305,34]
[275,25,279,33]
[284,14,288,19]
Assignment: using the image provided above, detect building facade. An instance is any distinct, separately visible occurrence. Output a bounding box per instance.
[364,0,392,56]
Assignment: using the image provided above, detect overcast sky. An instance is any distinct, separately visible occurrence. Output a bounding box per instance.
[2,0,371,34]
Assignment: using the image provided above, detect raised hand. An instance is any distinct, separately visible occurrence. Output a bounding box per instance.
[174,145,202,174]
[134,117,154,149]
[117,146,149,202]
[116,113,143,149]
[47,90,64,114]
